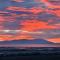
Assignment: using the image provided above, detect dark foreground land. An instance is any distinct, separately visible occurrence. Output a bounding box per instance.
[0,47,60,60]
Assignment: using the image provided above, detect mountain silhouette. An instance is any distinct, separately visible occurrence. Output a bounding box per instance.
[0,39,53,44]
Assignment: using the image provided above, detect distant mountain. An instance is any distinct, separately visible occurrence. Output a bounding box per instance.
[0,39,53,44]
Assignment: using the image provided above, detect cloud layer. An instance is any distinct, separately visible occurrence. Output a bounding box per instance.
[0,0,60,43]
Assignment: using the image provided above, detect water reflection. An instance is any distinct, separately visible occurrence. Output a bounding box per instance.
[0,44,60,47]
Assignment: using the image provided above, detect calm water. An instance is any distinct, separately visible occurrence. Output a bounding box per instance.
[0,44,60,47]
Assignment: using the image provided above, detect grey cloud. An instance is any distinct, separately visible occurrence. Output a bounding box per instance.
[3,21,20,29]
[26,29,60,39]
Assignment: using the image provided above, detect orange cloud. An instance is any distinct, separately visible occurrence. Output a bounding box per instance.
[6,6,43,14]
[42,0,48,2]
[47,38,60,43]
[29,7,43,14]
[0,16,5,22]
[0,34,34,41]
[14,35,34,40]
[0,35,13,41]
[6,6,26,11]
[21,20,57,31]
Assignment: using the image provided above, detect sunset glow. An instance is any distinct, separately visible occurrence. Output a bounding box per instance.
[0,0,60,43]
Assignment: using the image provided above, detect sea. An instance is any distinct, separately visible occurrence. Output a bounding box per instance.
[0,44,60,47]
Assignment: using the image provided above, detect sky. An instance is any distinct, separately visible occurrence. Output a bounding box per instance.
[0,0,60,43]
